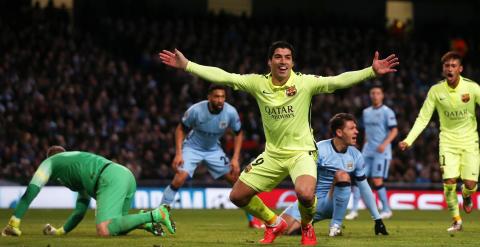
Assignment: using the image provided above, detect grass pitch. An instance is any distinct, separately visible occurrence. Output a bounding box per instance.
[0,209,478,246]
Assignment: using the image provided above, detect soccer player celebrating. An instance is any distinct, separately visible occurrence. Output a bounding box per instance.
[159,41,398,245]
[281,113,388,237]
[159,85,259,228]
[346,85,398,220]
[1,146,175,237]
[399,51,480,232]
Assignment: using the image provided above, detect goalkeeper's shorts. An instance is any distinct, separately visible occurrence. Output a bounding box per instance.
[95,163,136,224]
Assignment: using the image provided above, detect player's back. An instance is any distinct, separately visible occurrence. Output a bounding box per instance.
[184,101,240,151]
[316,139,363,193]
[47,151,113,197]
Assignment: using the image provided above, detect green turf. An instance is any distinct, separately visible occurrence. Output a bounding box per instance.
[0,209,478,246]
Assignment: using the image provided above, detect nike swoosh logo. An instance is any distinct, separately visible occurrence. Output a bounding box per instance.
[262,90,273,94]
[439,97,446,101]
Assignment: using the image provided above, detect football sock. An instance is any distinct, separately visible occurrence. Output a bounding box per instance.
[461,184,477,198]
[161,184,179,205]
[331,182,351,226]
[107,212,151,236]
[443,183,460,219]
[240,195,276,224]
[298,196,317,226]
[351,185,360,212]
[376,184,390,212]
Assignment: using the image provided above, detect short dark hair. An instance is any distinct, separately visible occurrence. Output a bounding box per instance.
[441,51,463,65]
[208,84,226,94]
[329,113,357,136]
[47,145,66,157]
[268,41,295,61]
[369,84,384,92]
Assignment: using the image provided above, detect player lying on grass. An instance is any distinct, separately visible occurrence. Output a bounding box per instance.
[1,146,175,237]
[281,113,388,237]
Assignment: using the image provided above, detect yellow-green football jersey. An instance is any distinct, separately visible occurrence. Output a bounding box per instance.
[404,76,480,148]
[186,62,374,156]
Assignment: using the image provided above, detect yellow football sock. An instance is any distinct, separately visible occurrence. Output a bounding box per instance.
[298,197,317,226]
[241,195,276,224]
[443,183,460,219]
[461,184,477,197]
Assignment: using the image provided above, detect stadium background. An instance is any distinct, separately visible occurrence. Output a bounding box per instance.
[1,0,480,210]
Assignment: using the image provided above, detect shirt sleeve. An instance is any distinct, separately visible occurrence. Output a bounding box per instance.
[305,67,375,95]
[386,108,398,128]
[30,159,53,188]
[229,107,242,132]
[353,152,366,178]
[181,106,197,129]
[403,88,436,146]
[474,83,480,106]
[186,62,256,93]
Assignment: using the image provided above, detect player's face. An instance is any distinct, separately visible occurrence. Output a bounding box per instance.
[268,48,293,83]
[339,120,358,146]
[369,88,384,107]
[442,58,463,86]
[208,89,226,111]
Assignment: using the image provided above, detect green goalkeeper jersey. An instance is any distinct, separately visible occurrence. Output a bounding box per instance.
[186,62,374,156]
[30,151,112,197]
[404,76,480,148]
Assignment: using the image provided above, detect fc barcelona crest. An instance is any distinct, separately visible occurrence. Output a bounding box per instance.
[286,85,297,96]
[461,93,470,103]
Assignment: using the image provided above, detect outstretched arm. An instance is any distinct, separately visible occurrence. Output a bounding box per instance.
[371,51,399,76]
[159,49,251,91]
[323,52,399,92]
[399,89,436,150]
[159,49,189,70]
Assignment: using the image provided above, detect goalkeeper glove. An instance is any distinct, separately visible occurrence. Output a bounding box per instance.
[374,219,389,235]
[1,216,22,237]
[43,224,65,235]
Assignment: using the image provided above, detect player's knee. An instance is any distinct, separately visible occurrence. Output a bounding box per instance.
[334,170,350,182]
[171,172,189,187]
[295,188,315,205]
[464,180,477,190]
[229,192,247,207]
[96,224,110,237]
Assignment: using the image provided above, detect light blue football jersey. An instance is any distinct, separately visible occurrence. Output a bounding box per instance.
[361,105,397,159]
[316,139,365,194]
[182,100,241,151]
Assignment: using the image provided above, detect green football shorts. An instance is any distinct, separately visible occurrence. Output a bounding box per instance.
[95,163,136,224]
[239,150,317,192]
[439,146,479,181]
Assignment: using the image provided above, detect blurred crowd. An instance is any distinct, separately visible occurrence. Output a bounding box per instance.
[1,4,479,185]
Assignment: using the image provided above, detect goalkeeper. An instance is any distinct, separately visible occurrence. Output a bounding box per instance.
[1,146,175,237]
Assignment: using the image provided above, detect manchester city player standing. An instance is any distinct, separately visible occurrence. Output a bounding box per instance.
[346,85,398,220]
[159,85,253,225]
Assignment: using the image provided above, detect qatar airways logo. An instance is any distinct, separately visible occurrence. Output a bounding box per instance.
[444,108,468,120]
[264,105,295,120]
